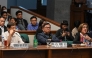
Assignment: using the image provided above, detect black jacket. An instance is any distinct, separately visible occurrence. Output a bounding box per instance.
[0,28,2,35]
[56,29,74,41]
[73,32,90,44]
[37,32,60,45]
[16,18,28,30]
[4,26,7,32]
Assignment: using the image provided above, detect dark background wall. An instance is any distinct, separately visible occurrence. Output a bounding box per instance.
[7,0,37,9]
[46,0,71,25]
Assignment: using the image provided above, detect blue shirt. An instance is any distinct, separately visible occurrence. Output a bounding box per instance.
[27,23,38,30]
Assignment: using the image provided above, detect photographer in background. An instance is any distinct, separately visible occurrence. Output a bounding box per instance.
[56,20,74,41]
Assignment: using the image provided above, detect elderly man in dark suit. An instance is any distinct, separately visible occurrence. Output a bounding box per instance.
[37,23,60,45]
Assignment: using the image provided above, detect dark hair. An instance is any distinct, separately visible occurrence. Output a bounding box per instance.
[38,20,45,27]
[42,23,51,28]
[78,23,88,32]
[16,10,22,16]
[0,16,4,19]
[74,20,80,28]
[10,17,17,22]
[1,6,6,11]
[7,23,15,28]
[30,16,37,20]
[60,20,68,28]
[1,11,7,16]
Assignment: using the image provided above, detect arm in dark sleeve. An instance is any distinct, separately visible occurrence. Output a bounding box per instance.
[0,28,2,35]
[37,33,47,44]
[24,19,28,29]
[73,33,81,43]
[52,35,60,42]
[67,32,74,41]
[56,29,63,39]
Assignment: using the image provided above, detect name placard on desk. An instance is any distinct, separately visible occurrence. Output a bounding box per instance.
[10,43,29,48]
[51,42,67,48]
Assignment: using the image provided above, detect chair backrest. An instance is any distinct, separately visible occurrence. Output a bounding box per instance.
[20,34,29,43]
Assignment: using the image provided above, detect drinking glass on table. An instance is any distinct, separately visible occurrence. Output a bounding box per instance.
[46,39,51,47]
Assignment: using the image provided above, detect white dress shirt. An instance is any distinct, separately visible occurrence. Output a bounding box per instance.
[2,31,24,45]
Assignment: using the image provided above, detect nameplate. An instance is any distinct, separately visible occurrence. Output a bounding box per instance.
[10,43,29,48]
[51,42,67,48]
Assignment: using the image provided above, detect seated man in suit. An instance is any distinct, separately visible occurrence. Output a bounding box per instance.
[2,23,24,46]
[37,23,60,45]
[0,16,7,35]
[16,10,28,30]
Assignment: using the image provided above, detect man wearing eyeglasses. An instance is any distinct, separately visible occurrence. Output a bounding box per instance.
[37,23,60,45]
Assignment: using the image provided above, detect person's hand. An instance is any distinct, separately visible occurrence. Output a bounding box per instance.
[9,29,15,36]
[67,32,70,36]
[83,35,91,41]
[62,31,67,37]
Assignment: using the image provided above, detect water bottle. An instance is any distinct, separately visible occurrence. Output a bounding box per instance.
[33,38,38,48]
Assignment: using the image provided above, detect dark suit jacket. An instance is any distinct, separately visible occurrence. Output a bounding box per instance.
[4,26,7,32]
[56,29,74,41]
[37,32,60,45]
[16,18,28,30]
[0,28,2,35]
[73,32,90,44]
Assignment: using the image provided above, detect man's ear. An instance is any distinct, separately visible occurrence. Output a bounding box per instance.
[42,28,44,32]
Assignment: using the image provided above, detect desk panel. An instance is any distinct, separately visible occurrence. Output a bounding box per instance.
[0,45,92,58]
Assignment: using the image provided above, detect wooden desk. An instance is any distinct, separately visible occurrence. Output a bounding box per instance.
[0,45,92,58]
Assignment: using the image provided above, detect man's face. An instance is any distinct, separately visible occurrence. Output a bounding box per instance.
[31,18,37,25]
[16,13,22,19]
[8,26,16,32]
[2,13,7,19]
[42,24,51,33]
[0,18,5,26]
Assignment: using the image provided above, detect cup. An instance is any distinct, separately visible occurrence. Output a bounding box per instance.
[90,42,92,47]
[4,40,8,47]
[46,39,51,47]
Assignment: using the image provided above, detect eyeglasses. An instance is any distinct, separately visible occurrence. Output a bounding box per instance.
[44,27,51,28]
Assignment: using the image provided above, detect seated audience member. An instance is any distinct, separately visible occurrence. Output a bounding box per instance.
[27,16,38,30]
[16,10,28,30]
[73,23,92,44]
[2,23,24,46]
[56,20,73,41]
[1,11,8,26]
[72,20,80,38]
[1,6,12,21]
[1,6,7,12]
[9,17,19,30]
[36,20,47,36]
[37,23,60,45]
[0,17,7,34]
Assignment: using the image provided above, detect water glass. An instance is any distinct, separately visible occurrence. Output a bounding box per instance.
[46,39,51,47]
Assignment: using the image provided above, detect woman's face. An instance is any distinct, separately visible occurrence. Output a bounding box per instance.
[81,25,88,34]
[61,25,68,30]
[10,19,15,23]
